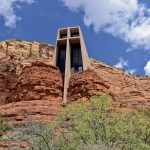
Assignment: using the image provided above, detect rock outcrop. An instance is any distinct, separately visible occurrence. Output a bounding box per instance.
[68,69,111,102]
[0,40,150,126]
[67,59,150,108]
[0,39,55,63]
[0,74,6,106]
[0,61,63,124]
[92,59,150,108]
[7,61,63,103]
[0,40,63,125]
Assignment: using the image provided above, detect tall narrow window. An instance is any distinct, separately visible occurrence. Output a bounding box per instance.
[71,43,83,73]
[57,45,66,75]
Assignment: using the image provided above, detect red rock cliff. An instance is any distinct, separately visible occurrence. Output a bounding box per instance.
[68,59,150,108]
[0,40,62,124]
[0,40,150,125]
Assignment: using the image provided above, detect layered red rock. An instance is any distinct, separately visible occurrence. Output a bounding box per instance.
[7,61,63,103]
[67,59,150,108]
[0,39,150,126]
[0,40,63,125]
[91,59,150,108]
[0,56,19,106]
[0,60,63,124]
[0,74,6,106]
[68,69,111,102]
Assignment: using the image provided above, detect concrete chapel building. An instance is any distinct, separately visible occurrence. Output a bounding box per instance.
[53,26,91,103]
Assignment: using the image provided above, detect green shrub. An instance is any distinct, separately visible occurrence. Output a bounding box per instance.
[55,96,150,150]
[13,96,150,150]
[0,116,11,137]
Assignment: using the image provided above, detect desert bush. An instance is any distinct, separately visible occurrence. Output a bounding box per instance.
[55,96,150,150]
[26,120,57,150]
[0,116,10,138]
[10,96,150,150]
[12,119,59,150]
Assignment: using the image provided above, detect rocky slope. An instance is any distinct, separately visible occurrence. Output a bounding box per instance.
[0,39,150,126]
[68,59,150,109]
[0,40,63,125]
[0,61,63,125]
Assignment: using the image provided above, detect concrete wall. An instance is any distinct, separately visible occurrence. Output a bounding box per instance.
[53,26,91,103]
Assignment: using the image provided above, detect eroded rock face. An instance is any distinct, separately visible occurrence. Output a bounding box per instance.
[0,61,63,124]
[0,56,19,105]
[91,59,150,108]
[0,74,6,106]
[0,39,150,126]
[68,59,150,108]
[0,39,55,64]
[68,70,111,102]
[0,40,63,124]
[8,61,63,103]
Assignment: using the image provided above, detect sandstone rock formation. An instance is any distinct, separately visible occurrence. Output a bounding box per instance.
[91,59,150,108]
[68,69,111,102]
[0,39,55,63]
[0,39,150,126]
[0,40,63,125]
[0,61,63,124]
[0,74,6,106]
[67,59,150,108]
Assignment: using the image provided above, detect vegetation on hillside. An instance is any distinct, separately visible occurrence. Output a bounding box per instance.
[54,96,150,150]
[1,96,150,150]
[0,116,11,140]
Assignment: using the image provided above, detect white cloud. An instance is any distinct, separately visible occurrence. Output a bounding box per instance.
[144,60,150,76]
[126,69,136,75]
[114,57,128,69]
[0,0,34,28]
[126,47,134,53]
[61,0,150,50]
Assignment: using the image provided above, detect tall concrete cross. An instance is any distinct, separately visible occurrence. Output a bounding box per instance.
[53,26,91,103]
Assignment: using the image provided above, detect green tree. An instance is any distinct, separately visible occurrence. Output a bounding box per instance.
[9,96,149,150]
[55,96,150,150]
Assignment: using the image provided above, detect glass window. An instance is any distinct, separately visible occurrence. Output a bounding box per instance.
[57,45,66,74]
[71,43,83,73]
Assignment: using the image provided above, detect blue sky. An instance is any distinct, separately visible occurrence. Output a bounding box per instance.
[0,0,150,76]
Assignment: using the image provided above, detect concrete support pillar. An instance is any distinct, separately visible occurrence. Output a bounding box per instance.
[63,28,71,103]
[79,28,91,70]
